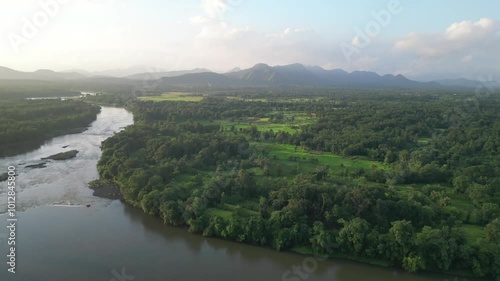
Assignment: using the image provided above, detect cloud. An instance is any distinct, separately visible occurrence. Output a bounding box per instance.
[3,1,498,81]
[386,18,500,79]
[395,18,499,58]
[445,18,495,41]
[203,0,227,18]
[178,2,334,71]
[202,0,242,19]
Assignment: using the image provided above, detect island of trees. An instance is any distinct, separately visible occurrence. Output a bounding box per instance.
[95,90,499,280]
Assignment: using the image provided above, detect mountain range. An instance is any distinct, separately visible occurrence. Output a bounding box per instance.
[0,64,497,89]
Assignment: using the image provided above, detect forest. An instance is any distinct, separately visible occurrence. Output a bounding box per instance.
[96,90,499,279]
[0,99,100,156]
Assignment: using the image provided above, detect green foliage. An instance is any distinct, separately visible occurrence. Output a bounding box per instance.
[485,218,500,243]
[402,254,425,273]
[96,92,500,279]
[337,218,370,255]
[0,100,100,156]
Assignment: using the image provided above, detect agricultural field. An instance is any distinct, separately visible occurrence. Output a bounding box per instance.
[139,92,204,102]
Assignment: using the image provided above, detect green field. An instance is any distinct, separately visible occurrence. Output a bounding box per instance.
[139,92,204,102]
[193,111,316,134]
[140,93,329,103]
[256,142,387,171]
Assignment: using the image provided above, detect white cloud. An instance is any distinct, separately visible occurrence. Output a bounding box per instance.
[177,2,333,71]
[395,18,499,58]
[203,0,228,18]
[445,18,495,41]
[383,18,500,79]
[202,0,242,19]
[1,1,498,80]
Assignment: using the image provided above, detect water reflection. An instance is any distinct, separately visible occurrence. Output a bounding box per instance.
[119,202,450,281]
[0,107,134,213]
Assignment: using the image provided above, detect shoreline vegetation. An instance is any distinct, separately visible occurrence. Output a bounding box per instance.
[93,91,497,280]
[0,100,100,157]
[88,179,122,200]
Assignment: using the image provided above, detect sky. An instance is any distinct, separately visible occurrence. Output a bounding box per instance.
[0,0,499,80]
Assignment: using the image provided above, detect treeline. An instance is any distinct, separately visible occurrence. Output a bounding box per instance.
[0,100,100,156]
[0,80,81,99]
[97,93,499,280]
[81,93,135,106]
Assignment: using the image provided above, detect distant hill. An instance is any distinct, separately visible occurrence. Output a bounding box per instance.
[126,68,212,80]
[89,66,163,78]
[434,78,500,89]
[0,67,86,80]
[162,63,440,88]
[0,64,449,89]
[226,67,242,73]
[159,72,241,87]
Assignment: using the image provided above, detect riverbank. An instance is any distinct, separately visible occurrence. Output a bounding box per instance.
[88,179,122,200]
[0,100,100,157]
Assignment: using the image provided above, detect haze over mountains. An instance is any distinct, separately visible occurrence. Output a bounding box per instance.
[0,64,497,89]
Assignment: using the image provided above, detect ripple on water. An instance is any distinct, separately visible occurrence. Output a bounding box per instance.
[0,107,134,214]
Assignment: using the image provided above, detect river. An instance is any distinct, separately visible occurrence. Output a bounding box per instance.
[0,107,452,281]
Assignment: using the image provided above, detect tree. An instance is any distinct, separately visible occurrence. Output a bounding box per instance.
[160,200,184,226]
[485,218,500,243]
[402,254,425,273]
[313,165,329,181]
[203,216,227,237]
[452,175,470,194]
[416,226,467,271]
[388,220,415,262]
[259,196,269,218]
[337,218,370,255]
[310,221,337,255]
[467,183,491,205]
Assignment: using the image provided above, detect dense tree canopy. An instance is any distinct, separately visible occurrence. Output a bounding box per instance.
[0,99,100,156]
[97,90,499,280]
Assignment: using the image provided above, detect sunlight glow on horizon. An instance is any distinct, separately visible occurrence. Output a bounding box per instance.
[0,0,499,80]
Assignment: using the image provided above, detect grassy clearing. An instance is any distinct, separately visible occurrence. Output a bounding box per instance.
[223,96,324,103]
[139,92,203,102]
[227,122,299,134]
[418,138,431,145]
[207,203,259,220]
[207,208,233,220]
[226,96,268,102]
[446,190,475,211]
[216,113,317,134]
[255,143,387,172]
[463,224,485,243]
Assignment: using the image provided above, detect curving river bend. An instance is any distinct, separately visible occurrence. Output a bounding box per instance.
[0,107,452,281]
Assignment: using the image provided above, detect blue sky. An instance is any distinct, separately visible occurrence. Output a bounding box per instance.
[226,0,498,34]
[1,0,499,80]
